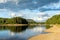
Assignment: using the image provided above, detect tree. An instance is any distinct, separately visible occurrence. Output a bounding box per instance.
[13,17,28,24]
[0,17,28,24]
[46,15,60,24]
[5,19,16,24]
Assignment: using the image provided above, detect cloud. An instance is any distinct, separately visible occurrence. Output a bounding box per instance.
[0,0,7,3]
[37,12,47,17]
[32,16,49,22]
[0,0,19,3]
[42,3,60,9]
[16,12,23,17]
[0,9,8,12]
[37,12,50,18]
[0,8,58,22]
[40,1,60,11]
[16,14,23,17]
[8,0,19,4]
[0,0,59,11]
[37,12,46,15]
[9,12,16,17]
[33,17,44,22]
[0,0,60,22]
[9,11,23,18]
[16,0,59,10]
[56,13,60,14]
[15,10,51,22]
[30,12,50,22]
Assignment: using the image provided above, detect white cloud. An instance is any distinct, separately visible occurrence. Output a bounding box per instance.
[0,9,8,12]
[31,17,44,22]
[16,13,23,17]
[9,11,23,18]
[0,0,19,4]
[30,12,50,22]
[16,11,24,17]
[17,14,23,17]
[42,1,60,9]
[33,1,38,4]
[10,32,15,36]
[32,27,45,32]
[10,0,19,5]
[4,9,51,22]
[56,13,60,15]
[37,12,46,17]
[0,0,7,3]
[37,12,46,15]
[9,12,16,17]
[43,17,49,19]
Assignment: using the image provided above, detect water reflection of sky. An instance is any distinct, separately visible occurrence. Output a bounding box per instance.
[0,30,11,38]
[0,26,46,40]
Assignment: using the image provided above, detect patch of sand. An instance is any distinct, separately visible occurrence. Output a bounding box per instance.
[29,25,60,40]
[45,25,60,32]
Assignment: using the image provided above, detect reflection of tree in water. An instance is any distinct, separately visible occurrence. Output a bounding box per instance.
[0,26,28,32]
[10,26,28,32]
[0,17,28,32]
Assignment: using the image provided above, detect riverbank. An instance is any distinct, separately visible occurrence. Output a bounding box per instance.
[29,25,60,40]
[0,24,28,26]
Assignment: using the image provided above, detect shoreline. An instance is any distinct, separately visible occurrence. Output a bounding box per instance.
[0,24,28,26]
[29,25,60,40]
[28,32,50,40]
[28,29,51,40]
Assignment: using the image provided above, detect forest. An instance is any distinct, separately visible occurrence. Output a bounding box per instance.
[45,14,60,28]
[46,15,60,24]
[0,17,28,24]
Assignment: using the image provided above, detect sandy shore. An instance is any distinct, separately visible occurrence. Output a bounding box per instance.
[29,25,60,40]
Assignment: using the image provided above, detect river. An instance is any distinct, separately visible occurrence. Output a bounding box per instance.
[0,25,47,40]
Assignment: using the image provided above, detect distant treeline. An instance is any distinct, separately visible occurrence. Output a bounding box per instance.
[0,17,45,24]
[27,19,45,24]
[27,19,37,24]
[0,17,28,24]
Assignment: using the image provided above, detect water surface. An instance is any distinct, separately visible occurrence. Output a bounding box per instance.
[0,25,46,40]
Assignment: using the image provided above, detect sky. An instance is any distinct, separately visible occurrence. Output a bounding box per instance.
[0,0,60,22]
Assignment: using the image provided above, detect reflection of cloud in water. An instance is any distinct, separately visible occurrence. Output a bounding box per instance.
[0,26,46,40]
[32,27,45,32]
[0,30,11,38]
[16,27,46,39]
[10,32,15,36]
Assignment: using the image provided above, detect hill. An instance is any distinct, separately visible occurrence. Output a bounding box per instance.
[46,14,60,24]
[27,19,37,24]
[0,17,28,24]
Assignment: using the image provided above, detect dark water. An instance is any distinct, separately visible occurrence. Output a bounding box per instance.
[0,25,46,40]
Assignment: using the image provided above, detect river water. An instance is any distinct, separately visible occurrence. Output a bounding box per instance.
[0,25,47,40]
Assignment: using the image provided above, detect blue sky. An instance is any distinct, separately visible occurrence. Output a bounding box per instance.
[0,0,60,22]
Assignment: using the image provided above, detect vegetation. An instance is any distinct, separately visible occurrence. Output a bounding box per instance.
[46,15,60,24]
[0,17,47,32]
[0,17,28,24]
[27,19,45,24]
[0,17,28,32]
[0,26,28,32]
[27,19,37,24]
[46,14,60,28]
[37,22,45,24]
